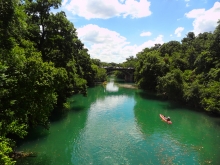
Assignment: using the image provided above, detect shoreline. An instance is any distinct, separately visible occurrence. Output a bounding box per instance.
[116,83,138,89]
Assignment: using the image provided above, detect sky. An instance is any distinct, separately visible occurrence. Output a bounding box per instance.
[55,0,220,63]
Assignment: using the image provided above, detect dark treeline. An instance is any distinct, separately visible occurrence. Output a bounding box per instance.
[131,23,220,115]
[0,0,106,164]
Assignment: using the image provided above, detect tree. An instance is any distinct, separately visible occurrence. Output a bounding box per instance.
[157,69,184,101]
[122,56,137,68]
[0,1,29,164]
[133,22,220,113]
[182,70,202,108]
[91,58,102,67]
[135,50,169,91]
[0,1,69,164]
[200,81,220,113]
[159,41,181,57]
[91,64,107,82]
[25,0,95,99]
[25,0,62,53]
[210,20,220,67]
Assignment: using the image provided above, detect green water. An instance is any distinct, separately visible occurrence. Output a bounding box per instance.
[17,80,220,165]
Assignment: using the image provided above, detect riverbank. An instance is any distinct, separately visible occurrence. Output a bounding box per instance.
[116,83,138,89]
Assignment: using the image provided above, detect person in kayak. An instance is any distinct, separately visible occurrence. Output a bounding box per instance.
[164,115,171,121]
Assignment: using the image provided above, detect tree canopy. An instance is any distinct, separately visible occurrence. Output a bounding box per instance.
[132,23,220,114]
[0,0,101,164]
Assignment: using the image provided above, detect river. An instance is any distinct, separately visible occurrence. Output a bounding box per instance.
[17,79,220,165]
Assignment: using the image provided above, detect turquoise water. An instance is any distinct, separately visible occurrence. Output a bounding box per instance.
[17,80,220,165]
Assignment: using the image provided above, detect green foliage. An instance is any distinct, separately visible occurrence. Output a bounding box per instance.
[135,50,169,91]
[210,20,220,67]
[0,0,97,164]
[25,2,94,93]
[194,51,213,73]
[91,64,107,82]
[20,55,58,127]
[91,58,102,66]
[77,49,96,87]
[157,69,184,101]
[133,21,220,113]
[159,41,181,57]
[207,68,220,81]
[170,52,189,71]
[183,77,202,108]
[122,56,137,68]
[0,137,15,165]
[200,81,220,112]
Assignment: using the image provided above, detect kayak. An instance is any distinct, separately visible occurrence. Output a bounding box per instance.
[160,114,172,124]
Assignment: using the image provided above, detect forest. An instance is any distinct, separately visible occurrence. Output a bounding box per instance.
[0,0,106,164]
[133,26,220,114]
[109,25,220,116]
[0,0,220,164]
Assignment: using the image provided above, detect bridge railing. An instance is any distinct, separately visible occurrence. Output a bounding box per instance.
[102,66,134,70]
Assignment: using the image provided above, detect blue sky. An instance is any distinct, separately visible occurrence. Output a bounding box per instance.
[56,0,220,63]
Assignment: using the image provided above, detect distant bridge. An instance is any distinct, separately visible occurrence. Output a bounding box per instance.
[102,67,135,82]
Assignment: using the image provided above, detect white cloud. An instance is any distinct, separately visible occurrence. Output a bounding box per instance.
[185,9,205,18]
[62,0,68,6]
[174,27,184,37]
[137,35,164,52]
[77,24,164,63]
[185,0,190,2]
[63,0,151,19]
[140,31,152,37]
[185,2,220,35]
[186,3,190,7]
[77,24,132,63]
[77,24,129,45]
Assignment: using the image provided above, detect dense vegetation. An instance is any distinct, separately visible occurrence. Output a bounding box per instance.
[0,0,106,164]
[132,23,220,114]
[110,23,220,115]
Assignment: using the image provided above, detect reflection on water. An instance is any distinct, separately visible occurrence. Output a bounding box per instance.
[105,81,119,92]
[88,95,129,118]
[16,82,220,165]
[71,93,137,165]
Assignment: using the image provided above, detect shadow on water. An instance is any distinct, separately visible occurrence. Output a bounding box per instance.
[50,111,68,122]
[136,90,187,109]
[135,90,165,101]
[159,101,189,111]
[17,103,87,146]
[16,126,49,149]
[16,154,52,165]
[136,90,211,113]
[70,105,86,112]
[134,90,180,112]
[27,127,48,139]
[50,100,87,122]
